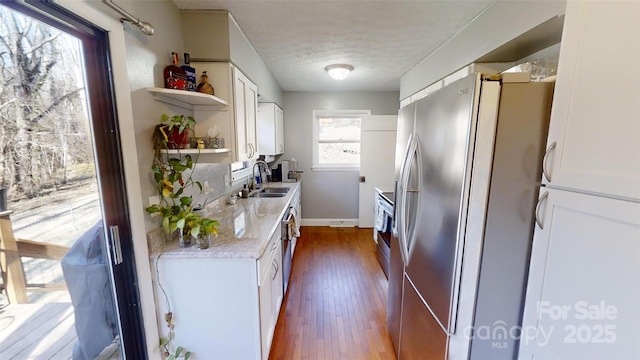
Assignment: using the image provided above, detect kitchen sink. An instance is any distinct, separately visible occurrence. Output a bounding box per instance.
[249,192,287,198]
[261,187,290,194]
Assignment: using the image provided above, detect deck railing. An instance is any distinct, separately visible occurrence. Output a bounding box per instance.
[0,211,69,304]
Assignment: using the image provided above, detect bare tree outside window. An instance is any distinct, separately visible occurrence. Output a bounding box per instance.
[0,5,93,203]
[313,110,370,169]
[0,4,102,304]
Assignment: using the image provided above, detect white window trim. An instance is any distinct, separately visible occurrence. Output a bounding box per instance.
[312,109,371,171]
[230,161,252,183]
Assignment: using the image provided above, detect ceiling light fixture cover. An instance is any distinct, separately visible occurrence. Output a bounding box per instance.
[325,64,354,81]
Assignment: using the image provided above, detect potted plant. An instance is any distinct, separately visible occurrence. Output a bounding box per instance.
[155,114,196,150]
[145,115,219,247]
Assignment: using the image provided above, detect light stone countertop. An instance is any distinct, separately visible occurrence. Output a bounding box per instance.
[147,181,301,260]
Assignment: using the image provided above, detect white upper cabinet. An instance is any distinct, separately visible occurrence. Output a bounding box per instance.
[257,103,284,155]
[192,62,258,163]
[542,1,640,201]
[233,67,259,161]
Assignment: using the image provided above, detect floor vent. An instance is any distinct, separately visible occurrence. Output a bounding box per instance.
[330,220,356,227]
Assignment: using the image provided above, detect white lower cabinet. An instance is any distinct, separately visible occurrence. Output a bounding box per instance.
[290,187,302,255]
[153,223,283,359]
[519,188,640,359]
[258,225,283,360]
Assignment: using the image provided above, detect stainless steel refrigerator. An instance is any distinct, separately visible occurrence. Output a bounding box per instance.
[388,72,555,359]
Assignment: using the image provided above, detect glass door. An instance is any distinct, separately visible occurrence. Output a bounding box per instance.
[0,2,146,359]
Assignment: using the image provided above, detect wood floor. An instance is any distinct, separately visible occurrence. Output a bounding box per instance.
[269,227,396,360]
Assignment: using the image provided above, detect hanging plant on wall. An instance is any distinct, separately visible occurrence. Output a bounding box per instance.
[145,114,219,359]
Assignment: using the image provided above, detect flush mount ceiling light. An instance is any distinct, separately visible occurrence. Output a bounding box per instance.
[325,64,354,81]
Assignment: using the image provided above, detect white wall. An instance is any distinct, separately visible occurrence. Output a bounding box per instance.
[400,0,566,99]
[104,2,232,232]
[283,91,399,220]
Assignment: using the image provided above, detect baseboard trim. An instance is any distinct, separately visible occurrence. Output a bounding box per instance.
[301,218,359,227]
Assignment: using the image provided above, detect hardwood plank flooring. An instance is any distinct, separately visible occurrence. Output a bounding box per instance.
[269,227,396,360]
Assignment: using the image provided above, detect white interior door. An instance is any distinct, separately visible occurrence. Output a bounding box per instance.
[358,115,397,227]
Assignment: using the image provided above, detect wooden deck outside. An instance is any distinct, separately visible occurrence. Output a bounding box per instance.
[1,211,77,359]
[0,302,76,359]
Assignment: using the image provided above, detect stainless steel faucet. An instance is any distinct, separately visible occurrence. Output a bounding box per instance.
[252,160,272,190]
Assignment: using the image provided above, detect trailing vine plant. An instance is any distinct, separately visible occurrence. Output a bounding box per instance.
[146,114,219,359]
[156,254,191,360]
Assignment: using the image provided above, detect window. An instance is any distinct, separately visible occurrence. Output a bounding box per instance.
[230,161,252,182]
[312,110,371,170]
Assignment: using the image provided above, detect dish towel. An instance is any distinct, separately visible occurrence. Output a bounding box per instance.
[374,203,385,231]
[289,211,300,239]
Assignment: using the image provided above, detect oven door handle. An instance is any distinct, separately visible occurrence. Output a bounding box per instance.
[282,211,294,241]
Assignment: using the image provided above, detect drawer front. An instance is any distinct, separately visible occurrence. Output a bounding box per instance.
[258,223,282,284]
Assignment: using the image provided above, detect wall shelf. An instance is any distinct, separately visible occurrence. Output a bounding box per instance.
[147,87,228,110]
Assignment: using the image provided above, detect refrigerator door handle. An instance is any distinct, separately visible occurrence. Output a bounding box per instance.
[396,134,413,262]
[392,179,399,235]
[404,137,421,262]
[400,136,420,264]
[542,141,557,182]
[535,191,549,229]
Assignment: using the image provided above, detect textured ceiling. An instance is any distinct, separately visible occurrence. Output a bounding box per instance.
[172,0,495,92]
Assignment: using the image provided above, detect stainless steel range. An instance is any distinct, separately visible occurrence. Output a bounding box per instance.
[374,188,394,278]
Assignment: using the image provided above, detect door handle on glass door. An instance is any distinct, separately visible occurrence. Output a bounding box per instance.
[542,141,556,182]
[535,191,549,229]
[109,225,123,265]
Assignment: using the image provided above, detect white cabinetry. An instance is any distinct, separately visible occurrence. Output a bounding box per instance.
[191,62,258,163]
[258,224,283,360]
[153,223,283,359]
[541,1,640,201]
[257,103,284,155]
[520,3,640,359]
[234,69,259,161]
[291,186,301,255]
[520,188,640,359]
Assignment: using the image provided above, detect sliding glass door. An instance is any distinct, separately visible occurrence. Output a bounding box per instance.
[0,1,146,358]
